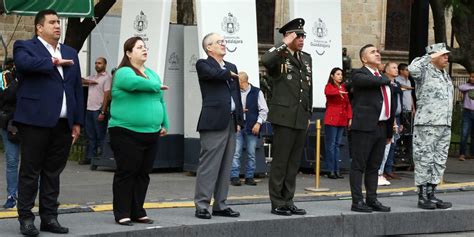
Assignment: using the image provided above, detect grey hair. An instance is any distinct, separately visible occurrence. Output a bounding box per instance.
[202,32,217,54]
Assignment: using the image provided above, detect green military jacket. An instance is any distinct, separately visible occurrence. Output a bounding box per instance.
[261,42,313,130]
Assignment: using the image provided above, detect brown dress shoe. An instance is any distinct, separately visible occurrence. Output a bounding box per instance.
[386,172,401,180]
[459,155,466,161]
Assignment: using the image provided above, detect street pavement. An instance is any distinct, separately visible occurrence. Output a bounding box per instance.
[0,154,473,236]
[1,155,473,206]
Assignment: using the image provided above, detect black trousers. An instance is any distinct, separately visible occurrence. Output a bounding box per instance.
[109,127,159,221]
[268,124,307,208]
[349,124,387,203]
[17,119,72,221]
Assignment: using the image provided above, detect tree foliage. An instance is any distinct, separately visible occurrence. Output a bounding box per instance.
[429,0,474,72]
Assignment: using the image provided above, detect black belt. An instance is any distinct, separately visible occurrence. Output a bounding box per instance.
[377,120,387,126]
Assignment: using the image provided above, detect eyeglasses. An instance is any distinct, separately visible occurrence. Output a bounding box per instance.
[296,34,306,39]
[210,40,226,46]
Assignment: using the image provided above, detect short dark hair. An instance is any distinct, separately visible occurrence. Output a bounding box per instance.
[34,9,58,35]
[97,57,107,65]
[398,63,408,73]
[359,44,375,62]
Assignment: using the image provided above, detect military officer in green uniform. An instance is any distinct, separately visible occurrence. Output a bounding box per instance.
[261,18,312,216]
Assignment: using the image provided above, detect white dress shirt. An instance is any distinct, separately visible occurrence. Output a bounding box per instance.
[365,66,391,121]
[37,36,68,118]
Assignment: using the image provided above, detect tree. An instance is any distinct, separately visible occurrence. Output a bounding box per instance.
[429,0,474,73]
[177,0,194,25]
[64,0,117,52]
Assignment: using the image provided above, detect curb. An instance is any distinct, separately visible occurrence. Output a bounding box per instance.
[1,181,473,219]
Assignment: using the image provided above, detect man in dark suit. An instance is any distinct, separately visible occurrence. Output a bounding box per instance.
[193,32,244,219]
[349,44,394,213]
[13,9,84,235]
[261,18,312,216]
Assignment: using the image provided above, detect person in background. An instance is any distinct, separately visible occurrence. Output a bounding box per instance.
[108,36,169,226]
[324,67,352,179]
[409,42,453,210]
[13,9,84,235]
[80,57,112,165]
[395,63,415,173]
[0,58,20,209]
[230,71,268,186]
[378,62,403,186]
[457,72,474,161]
[377,63,385,74]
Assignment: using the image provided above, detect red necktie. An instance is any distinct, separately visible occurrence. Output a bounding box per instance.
[374,71,390,118]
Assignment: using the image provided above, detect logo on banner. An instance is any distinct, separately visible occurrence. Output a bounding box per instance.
[134,11,148,33]
[221,12,243,53]
[310,18,331,56]
[167,52,180,71]
[221,12,240,34]
[188,54,198,72]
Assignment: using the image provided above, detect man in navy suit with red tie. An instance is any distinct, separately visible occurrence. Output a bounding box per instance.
[13,9,83,235]
[349,44,395,213]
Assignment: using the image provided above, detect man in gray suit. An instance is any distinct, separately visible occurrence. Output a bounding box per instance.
[193,32,244,219]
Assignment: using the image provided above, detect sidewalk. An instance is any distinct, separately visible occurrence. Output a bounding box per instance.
[0,191,473,236]
[0,154,473,236]
[0,154,473,219]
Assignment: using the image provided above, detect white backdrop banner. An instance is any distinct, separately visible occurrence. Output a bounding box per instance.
[290,0,342,108]
[196,0,260,86]
[118,0,172,79]
[183,26,201,139]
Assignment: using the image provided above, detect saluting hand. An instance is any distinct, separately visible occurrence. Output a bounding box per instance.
[283,32,297,45]
[53,57,74,66]
[230,71,239,79]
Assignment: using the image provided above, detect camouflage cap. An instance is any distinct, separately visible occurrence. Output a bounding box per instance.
[425,42,450,55]
[279,18,306,35]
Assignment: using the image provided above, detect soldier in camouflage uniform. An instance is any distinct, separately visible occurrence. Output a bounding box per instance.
[261,18,312,216]
[408,42,453,210]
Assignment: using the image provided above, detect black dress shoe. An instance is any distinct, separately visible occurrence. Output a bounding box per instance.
[132,217,154,224]
[271,206,291,216]
[367,200,391,212]
[40,218,69,233]
[287,205,306,215]
[116,219,134,226]
[195,209,212,219]
[351,201,373,213]
[335,172,344,179]
[327,172,337,179]
[244,178,257,186]
[20,219,39,236]
[230,177,241,186]
[212,207,240,217]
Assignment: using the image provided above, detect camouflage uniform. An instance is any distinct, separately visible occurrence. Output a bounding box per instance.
[408,55,453,186]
